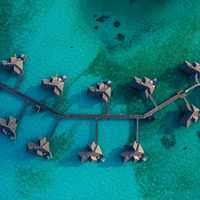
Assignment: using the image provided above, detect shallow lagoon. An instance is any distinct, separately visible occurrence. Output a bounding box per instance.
[0,0,200,199]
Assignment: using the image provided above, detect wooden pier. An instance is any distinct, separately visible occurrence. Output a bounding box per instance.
[0,82,194,121]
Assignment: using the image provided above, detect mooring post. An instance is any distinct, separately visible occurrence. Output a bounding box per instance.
[95,118,99,145]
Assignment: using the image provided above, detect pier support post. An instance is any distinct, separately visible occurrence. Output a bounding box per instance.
[15,75,24,90]
[195,73,200,84]
[183,96,192,111]
[95,119,99,144]
[149,94,157,108]
[136,118,139,143]
[104,102,109,114]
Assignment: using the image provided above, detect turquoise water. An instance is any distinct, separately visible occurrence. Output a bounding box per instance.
[0,0,200,199]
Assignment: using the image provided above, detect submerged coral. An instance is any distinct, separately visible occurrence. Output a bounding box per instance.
[161,134,176,149]
[50,130,75,161]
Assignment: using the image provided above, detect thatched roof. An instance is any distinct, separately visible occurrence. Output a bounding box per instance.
[79,141,104,162]
[88,80,112,102]
[90,141,103,155]
[121,141,145,162]
[133,141,144,154]
[133,76,156,98]
[184,61,200,74]
[42,75,67,96]
[27,137,52,159]
[0,116,17,139]
[1,54,26,75]
[183,104,199,128]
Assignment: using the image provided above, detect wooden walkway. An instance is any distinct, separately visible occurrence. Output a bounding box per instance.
[0,82,196,121]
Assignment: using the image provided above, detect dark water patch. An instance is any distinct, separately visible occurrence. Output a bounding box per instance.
[159,110,182,134]
[85,50,161,113]
[161,133,176,149]
[116,33,125,41]
[134,148,200,200]
[94,25,99,30]
[96,15,110,23]
[159,110,181,149]
[160,66,191,91]
[50,129,75,161]
[128,120,136,142]
[113,20,121,28]
[0,1,53,55]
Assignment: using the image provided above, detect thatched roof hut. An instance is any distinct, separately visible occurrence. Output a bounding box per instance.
[79,141,104,163]
[88,80,112,102]
[1,54,26,75]
[27,137,52,159]
[121,141,145,162]
[41,75,67,96]
[182,103,199,128]
[133,76,157,98]
[0,116,17,139]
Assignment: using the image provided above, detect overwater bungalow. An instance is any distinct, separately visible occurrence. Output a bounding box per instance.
[0,116,17,139]
[182,103,199,128]
[27,137,52,159]
[88,80,112,102]
[133,76,157,98]
[41,75,67,96]
[121,141,146,162]
[79,141,105,163]
[0,54,26,75]
[183,61,200,77]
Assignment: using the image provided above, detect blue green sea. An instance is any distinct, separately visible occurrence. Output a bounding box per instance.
[0,0,200,199]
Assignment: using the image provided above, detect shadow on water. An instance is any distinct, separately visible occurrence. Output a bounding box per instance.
[159,110,182,149]
[79,0,173,51]
[69,90,101,110]
[100,147,124,168]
